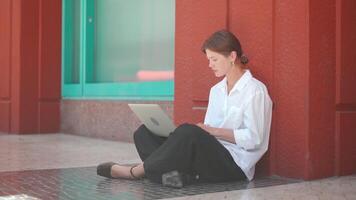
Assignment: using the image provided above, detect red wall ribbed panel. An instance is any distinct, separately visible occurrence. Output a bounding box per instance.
[338,1,356,104]
[0,0,12,132]
[308,0,336,179]
[38,0,61,132]
[0,0,61,133]
[174,0,228,125]
[335,0,356,176]
[273,0,310,179]
[18,0,40,133]
[337,113,356,175]
[174,0,194,125]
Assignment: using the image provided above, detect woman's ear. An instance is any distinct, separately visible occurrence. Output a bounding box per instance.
[229,51,237,63]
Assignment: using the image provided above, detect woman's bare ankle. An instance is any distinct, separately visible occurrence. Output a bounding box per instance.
[110,163,145,179]
[111,165,132,179]
[134,163,145,178]
[130,164,145,179]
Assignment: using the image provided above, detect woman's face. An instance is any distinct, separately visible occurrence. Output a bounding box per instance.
[205,49,233,77]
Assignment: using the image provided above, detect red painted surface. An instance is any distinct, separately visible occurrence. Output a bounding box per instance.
[338,0,356,105]
[38,0,61,132]
[335,0,356,176]
[19,0,40,133]
[174,0,194,126]
[190,0,227,104]
[10,0,21,133]
[39,102,60,133]
[0,0,61,133]
[0,0,11,100]
[273,0,310,179]
[174,0,227,126]
[308,0,336,179]
[0,103,10,132]
[0,0,12,132]
[337,113,356,175]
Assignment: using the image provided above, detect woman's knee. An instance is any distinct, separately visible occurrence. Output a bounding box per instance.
[173,123,202,139]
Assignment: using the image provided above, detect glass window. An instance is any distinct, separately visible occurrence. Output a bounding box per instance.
[91,0,174,83]
[62,0,175,100]
[63,0,81,84]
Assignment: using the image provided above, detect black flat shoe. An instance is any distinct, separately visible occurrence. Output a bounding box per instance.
[97,162,117,178]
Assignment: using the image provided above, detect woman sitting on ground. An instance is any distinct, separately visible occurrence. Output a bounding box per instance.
[97,30,273,188]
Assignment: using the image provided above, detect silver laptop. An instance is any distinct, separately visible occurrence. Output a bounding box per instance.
[128,104,176,137]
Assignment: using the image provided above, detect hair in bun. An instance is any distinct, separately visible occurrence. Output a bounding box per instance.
[240,54,249,65]
[202,30,249,65]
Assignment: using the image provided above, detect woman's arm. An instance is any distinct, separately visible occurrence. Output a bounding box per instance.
[196,123,236,143]
[198,91,272,149]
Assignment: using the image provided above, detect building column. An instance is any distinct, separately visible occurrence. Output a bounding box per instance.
[0,0,61,134]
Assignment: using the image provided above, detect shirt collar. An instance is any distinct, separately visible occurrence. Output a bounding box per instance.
[218,70,253,94]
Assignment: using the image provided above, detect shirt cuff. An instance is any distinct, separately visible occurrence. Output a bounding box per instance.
[233,128,255,150]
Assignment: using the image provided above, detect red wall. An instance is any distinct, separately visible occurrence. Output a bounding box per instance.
[335,0,356,176]
[0,0,12,132]
[175,0,356,179]
[308,0,336,179]
[0,0,61,133]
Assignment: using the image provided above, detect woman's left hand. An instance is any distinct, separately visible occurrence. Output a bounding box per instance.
[196,123,216,135]
[196,123,236,143]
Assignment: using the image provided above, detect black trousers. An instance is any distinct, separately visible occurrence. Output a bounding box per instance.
[133,123,246,183]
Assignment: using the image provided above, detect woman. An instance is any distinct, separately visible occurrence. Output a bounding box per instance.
[97,30,272,188]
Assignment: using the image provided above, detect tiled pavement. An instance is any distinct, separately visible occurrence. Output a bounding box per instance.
[0,133,355,200]
[0,167,298,200]
[0,133,140,173]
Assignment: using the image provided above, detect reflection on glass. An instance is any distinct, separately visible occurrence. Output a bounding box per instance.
[71,0,81,83]
[64,0,80,84]
[91,0,175,83]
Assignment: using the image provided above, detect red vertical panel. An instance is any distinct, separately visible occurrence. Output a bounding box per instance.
[190,0,228,123]
[338,113,356,175]
[39,0,61,100]
[274,0,309,178]
[175,0,227,124]
[229,0,274,177]
[39,102,60,132]
[190,0,227,101]
[0,0,11,132]
[38,0,61,132]
[10,0,22,133]
[229,0,273,85]
[0,0,11,99]
[4,0,61,133]
[335,0,356,176]
[18,0,39,133]
[0,103,10,131]
[308,0,336,179]
[174,0,194,125]
[339,0,356,104]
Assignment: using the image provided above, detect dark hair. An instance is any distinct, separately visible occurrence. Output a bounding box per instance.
[201,30,249,65]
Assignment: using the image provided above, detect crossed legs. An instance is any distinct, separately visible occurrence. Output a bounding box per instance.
[98,124,246,184]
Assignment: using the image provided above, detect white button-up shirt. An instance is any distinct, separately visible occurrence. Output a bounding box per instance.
[204,70,272,180]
